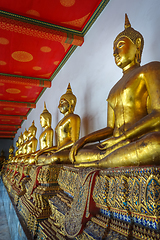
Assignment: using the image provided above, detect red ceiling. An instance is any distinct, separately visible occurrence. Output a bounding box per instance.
[0,0,109,139]
[0,0,102,31]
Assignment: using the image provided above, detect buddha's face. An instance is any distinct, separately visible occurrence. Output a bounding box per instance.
[58,98,69,115]
[28,128,33,138]
[18,136,23,145]
[23,132,28,141]
[9,146,14,153]
[40,115,47,128]
[113,36,137,70]
[28,128,31,137]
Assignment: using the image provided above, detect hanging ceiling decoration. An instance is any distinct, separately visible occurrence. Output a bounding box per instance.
[0,0,109,139]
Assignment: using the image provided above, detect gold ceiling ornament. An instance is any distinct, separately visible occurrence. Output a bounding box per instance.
[54,61,60,65]
[40,46,51,52]
[62,13,90,28]
[21,96,27,98]
[14,71,22,75]
[25,86,32,89]
[0,61,6,65]
[38,72,52,78]
[0,37,9,45]
[6,88,21,94]
[11,51,33,62]
[1,119,10,122]
[61,42,70,52]
[60,0,75,7]
[0,83,4,86]
[33,66,42,70]
[3,108,14,111]
[26,9,40,17]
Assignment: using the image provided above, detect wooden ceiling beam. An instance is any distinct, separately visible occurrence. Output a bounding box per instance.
[0,100,36,108]
[0,135,14,139]
[0,124,21,129]
[0,14,84,46]
[0,130,17,134]
[0,74,51,88]
[0,115,27,120]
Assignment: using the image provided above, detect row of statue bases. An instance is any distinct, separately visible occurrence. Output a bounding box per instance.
[2,14,160,239]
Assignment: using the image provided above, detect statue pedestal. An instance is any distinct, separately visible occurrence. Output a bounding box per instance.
[18,164,61,238]
[10,164,31,205]
[3,163,17,194]
[38,165,160,240]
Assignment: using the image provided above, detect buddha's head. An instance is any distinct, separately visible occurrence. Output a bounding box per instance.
[16,140,19,148]
[28,120,37,138]
[23,128,29,141]
[40,102,52,128]
[59,83,77,115]
[113,14,144,71]
[18,132,24,145]
[9,145,14,154]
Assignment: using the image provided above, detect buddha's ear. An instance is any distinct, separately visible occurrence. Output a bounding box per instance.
[69,104,74,113]
[135,38,142,64]
[136,38,141,49]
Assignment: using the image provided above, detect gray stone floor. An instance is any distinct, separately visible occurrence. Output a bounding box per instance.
[0,179,11,240]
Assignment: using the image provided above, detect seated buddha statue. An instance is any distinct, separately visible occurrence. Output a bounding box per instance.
[37,83,81,165]
[15,128,28,163]
[15,122,37,164]
[22,121,38,163]
[8,145,14,163]
[15,140,19,158]
[17,133,24,157]
[22,129,29,154]
[27,121,38,155]
[69,14,160,168]
[29,103,53,164]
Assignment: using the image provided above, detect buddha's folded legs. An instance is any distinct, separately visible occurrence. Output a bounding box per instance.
[76,132,160,168]
[39,150,71,165]
[75,139,130,164]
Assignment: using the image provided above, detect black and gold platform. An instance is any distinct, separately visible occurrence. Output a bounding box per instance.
[17,164,61,238]
[2,163,160,239]
[37,165,160,240]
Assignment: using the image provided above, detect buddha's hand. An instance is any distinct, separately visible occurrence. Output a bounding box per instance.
[69,137,86,163]
[33,153,39,164]
[98,134,128,150]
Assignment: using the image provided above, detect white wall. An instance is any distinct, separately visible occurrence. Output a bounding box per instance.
[14,0,160,151]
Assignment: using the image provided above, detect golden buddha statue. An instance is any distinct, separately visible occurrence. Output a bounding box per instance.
[29,103,53,163]
[70,14,160,168]
[37,83,81,164]
[22,121,38,164]
[14,122,37,164]
[8,145,14,163]
[27,121,38,154]
[17,132,24,156]
[22,128,29,154]
[15,140,19,157]
[15,129,29,163]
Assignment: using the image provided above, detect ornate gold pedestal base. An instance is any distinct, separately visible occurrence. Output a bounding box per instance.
[18,164,61,238]
[37,165,160,240]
